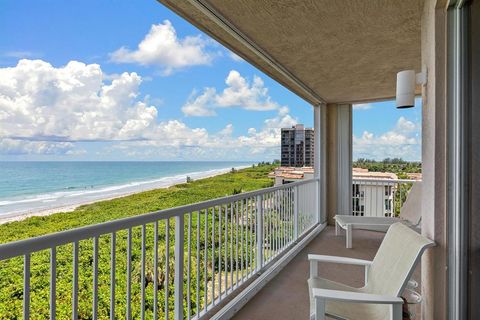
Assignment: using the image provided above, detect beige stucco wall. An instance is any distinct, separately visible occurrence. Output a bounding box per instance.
[420,0,448,319]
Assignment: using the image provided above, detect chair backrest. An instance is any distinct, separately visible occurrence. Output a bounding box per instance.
[363,222,434,296]
[399,181,422,225]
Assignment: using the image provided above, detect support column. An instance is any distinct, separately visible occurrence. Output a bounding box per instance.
[420,1,447,319]
[325,104,352,225]
[314,104,327,224]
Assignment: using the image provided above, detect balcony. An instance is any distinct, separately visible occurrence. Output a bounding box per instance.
[0,177,426,319]
[0,179,320,319]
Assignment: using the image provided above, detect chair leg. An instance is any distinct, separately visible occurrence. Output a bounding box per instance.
[346,224,352,249]
[315,297,326,320]
[335,221,340,235]
[391,304,402,320]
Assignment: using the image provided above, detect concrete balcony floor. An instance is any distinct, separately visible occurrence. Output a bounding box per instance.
[233,226,421,320]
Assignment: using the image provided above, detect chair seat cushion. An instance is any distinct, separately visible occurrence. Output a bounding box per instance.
[308,277,389,320]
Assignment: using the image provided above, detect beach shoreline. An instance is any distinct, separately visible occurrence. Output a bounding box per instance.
[0,165,249,225]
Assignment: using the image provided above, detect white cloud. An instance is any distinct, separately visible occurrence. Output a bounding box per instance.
[3,51,37,59]
[0,138,77,155]
[0,59,158,144]
[110,20,214,75]
[0,59,298,160]
[353,103,373,110]
[105,109,298,161]
[182,70,280,116]
[353,116,421,161]
[181,88,217,116]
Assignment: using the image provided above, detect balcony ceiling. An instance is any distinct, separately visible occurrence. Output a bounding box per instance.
[158,0,424,105]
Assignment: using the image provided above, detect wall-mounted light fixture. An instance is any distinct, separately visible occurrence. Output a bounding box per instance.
[396,67,427,109]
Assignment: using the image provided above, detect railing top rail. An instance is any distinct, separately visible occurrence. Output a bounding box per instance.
[0,178,319,260]
[352,178,421,184]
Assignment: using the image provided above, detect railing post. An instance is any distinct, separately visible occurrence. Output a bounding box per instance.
[256,194,263,271]
[174,215,184,320]
[315,178,320,224]
[294,186,299,239]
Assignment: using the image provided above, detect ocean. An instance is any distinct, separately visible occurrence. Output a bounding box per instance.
[0,161,252,218]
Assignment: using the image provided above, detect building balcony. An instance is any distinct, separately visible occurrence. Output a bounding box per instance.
[0,178,424,319]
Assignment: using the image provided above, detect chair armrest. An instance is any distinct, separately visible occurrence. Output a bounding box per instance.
[312,289,403,320]
[308,254,372,266]
[312,288,403,304]
[308,255,372,284]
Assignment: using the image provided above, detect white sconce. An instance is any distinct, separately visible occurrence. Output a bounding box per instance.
[396,67,427,109]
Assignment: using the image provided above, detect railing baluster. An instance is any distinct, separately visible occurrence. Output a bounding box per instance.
[50,247,56,320]
[240,199,244,283]
[196,211,200,317]
[72,242,79,320]
[211,207,215,306]
[93,237,99,320]
[235,201,239,286]
[204,209,208,312]
[187,214,192,320]
[218,206,222,298]
[174,215,184,320]
[141,225,146,320]
[256,194,263,271]
[246,197,250,276]
[290,188,294,242]
[278,190,282,252]
[277,191,281,252]
[265,194,268,262]
[399,182,403,217]
[224,204,228,294]
[270,193,274,257]
[154,221,159,320]
[110,232,116,320]
[165,220,170,320]
[269,193,273,260]
[280,190,285,250]
[126,229,131,320]
[294,186,299,239]
[249,197,253,274]
[230,203,233,291]
[278,191,282,249]
[23,253,30,320]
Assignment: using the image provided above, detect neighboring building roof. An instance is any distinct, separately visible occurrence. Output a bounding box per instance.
[272,167,400,181]
[270,166,314,180]
[352,167,369,173]
[280,173,305,179]
[352,169,398,180]
[406,172,423,180]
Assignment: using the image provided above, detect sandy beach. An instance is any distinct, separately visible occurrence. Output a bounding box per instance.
[0,165,249,225]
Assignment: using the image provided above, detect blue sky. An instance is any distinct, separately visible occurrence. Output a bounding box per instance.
[0,0,421,161]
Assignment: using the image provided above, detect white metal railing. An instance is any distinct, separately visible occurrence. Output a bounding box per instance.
[352,178,419,217]
[0,178,319,320]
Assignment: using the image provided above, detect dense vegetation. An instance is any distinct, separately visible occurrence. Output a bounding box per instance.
[0,164,276,319]
[353,158,421,179]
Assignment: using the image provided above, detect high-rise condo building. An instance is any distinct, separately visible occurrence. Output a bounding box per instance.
[280,124,314,167]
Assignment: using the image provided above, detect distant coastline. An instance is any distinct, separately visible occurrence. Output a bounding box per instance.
[0,163,250,224]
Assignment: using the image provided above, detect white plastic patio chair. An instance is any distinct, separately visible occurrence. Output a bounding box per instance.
[308,222,434,320]
[335,182,422,248]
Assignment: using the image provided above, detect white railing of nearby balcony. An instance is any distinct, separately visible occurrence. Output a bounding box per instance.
[0,178,319,320]
[352,178,419,218]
